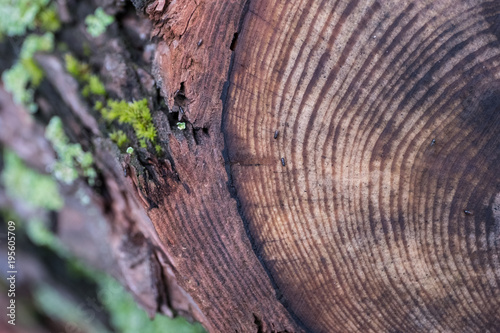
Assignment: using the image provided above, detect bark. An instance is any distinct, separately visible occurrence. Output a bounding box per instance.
[1,0,500,332]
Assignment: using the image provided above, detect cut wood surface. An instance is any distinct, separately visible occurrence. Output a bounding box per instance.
[223,0,500,331]
[147,0,500,331]
[3,0,497,331]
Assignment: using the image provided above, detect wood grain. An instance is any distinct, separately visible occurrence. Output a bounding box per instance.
[224,0,500,331]
[145,0,304,331]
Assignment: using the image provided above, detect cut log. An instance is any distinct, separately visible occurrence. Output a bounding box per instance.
[147,0,500,331]
[2,0,499,331]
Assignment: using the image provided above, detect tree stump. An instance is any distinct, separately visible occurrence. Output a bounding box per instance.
[148,0,500,331]
[2,0,499,332]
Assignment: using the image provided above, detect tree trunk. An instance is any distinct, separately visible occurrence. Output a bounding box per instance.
[1,0,500,332]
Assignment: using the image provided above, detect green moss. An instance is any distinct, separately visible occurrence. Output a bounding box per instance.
[177,122,186,130]
[100,99,157,148]
[34,267,205,333]
[1,150,63,210]
[20,32,55,59]
[36,5,61,32]
[2,62,36,111]
[2,32,54,112]
[34,284,109,333]
[21,58,44,86]
[83,75,106,96]
[65,55,106,99]
[0,0,46,36]
[1,157,203,333]
[23,217,206,333]
[45,116,97,185]
[94,100,105,111]
[65,54,90,81]
[64,54,158,153]
[81,86,90,98]
[0,0,60,37]
[99,276,206,333]
[109,130,128,147]
[85,8,114,37]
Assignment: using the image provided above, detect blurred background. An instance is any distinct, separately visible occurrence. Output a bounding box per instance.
[0,0,205,332]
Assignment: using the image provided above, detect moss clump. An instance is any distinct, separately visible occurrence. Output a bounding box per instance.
[64,50,159,154]
[94,100,105,112]
[45,116,97,185]
[35,5,61,32]
[65,54,106,98]
[109,130,128,147]
[85,8,114,37]
[21,32,55,58]
[0,0,60,37]
[100,99,157,148]
[65,54,90,81]
[82,75,106,97]
[2,62,37,112]
[0,0,59,111]
[177,122,186,130]
[21,58,45,86]
[65,59,145,152]
[2,32,54,112]
[1,150,63,210]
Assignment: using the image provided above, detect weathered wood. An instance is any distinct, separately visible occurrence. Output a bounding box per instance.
[146,0,500,331]
[142,0,304,331]
[2,0,499,331]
